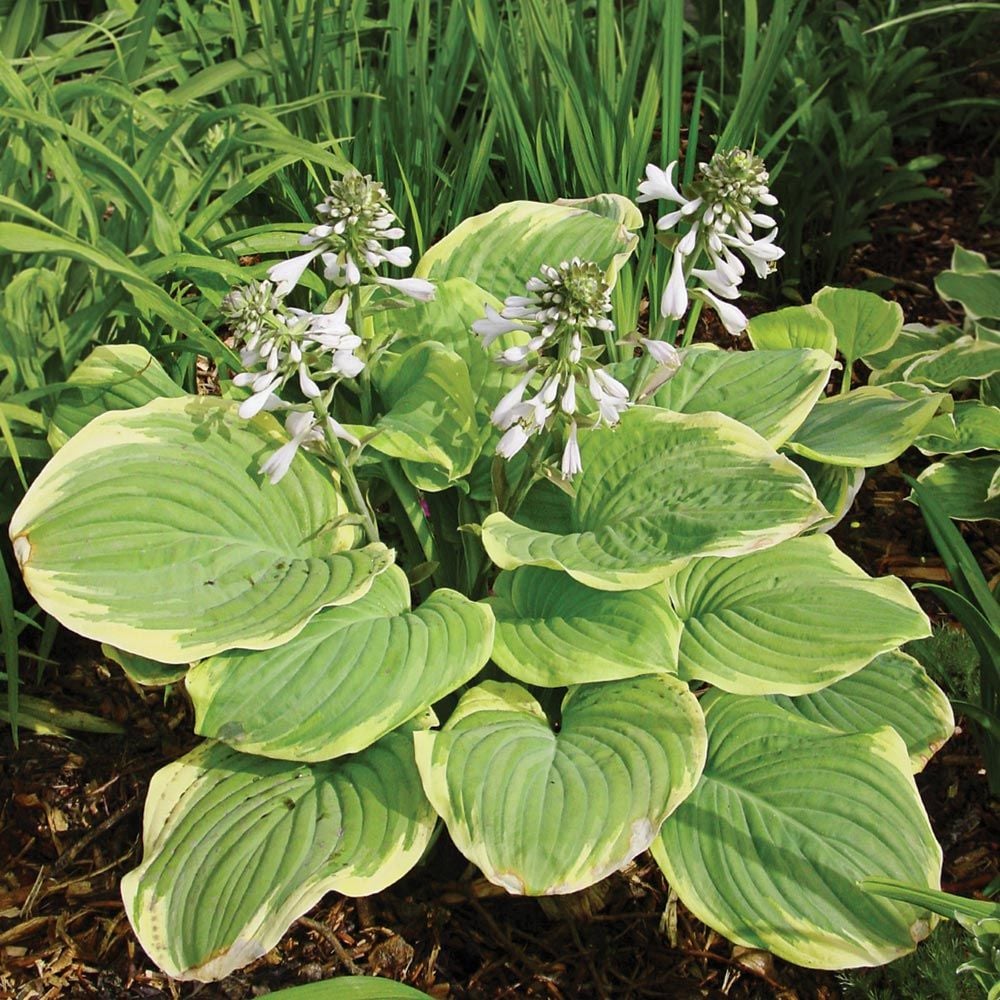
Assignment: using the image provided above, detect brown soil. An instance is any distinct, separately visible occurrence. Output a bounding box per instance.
[2,146,998,1000]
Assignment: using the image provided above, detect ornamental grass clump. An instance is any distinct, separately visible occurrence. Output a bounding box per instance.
[8,158,957,984]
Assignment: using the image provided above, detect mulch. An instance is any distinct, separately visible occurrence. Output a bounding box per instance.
[1,143,998,999]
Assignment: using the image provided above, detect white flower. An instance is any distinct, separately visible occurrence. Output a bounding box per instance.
[472,304,526,347]
[258,410,323,485]
[588,368,631,426]
[376,275,436,301]
[560,421,582,479]
[690,265,741,300]
[660,249,689,319]
[637,161,686,206]
[561,375,577,415]
[491,369,536,429]
[267,247,325,297]
[497,423,531,459]
[642,338,681,373]
[694,288,748,335]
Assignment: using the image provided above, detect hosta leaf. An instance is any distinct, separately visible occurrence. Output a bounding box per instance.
[812,287,904,363]
[415,677,705,895]
[487,567,681,687]
[365,342,481,491]
[650,347,835,446]
[936,268,1000,321]
[482,407,825,591]
[654,692,941,969]
[414,196,640,301]
[669,536,930,695]
[102,644,186,686]
[48,344,184,450]
[914,456,1000,520]
[267,980,430,999]
[10,397,392,663]
[765,650,954,773]
[746,305,837,356]
[121,728,436,981]
[916,401,1000,455]
[879,335,1000,389]
[787,385,943,467]
[188,567,494,761]
[863,323,955,372]
[788,455,865,533]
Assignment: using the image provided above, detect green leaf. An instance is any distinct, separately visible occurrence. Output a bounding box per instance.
[650,347,835,447]
[415,677,706,895]
[936,270,1000,321]
[862,323,955,372]
[914,456,1000,520]
[787,385,944,467]
[121,728,437,982]
[267,979,430,999]
[788,455,865,532]
[10,397,392,663]
[48,344,185,450]
[188,567,494,762]
[482,407,825,591]
[364,342,482,491]
[950,245,992,275]
[654,692,942,969]
[764,650,954,773]
[746,305,837,357]
[669,536,930,695]
[414,196,640,301]
[487,567,681,687]
[878,335,1000,389]
[102,644,187,687]
[812,287,904,364]
[916,401,1000,455]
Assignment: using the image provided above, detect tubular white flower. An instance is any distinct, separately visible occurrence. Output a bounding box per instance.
[267,247,325,297]
[695,288,748,336]
[472,304,526,346]
[376,275,436,301]
[497,423,531,459]
[636,161,685,205]
[560,421,582,479]
[642,338,682,373]
[561,375,577,415]
[258,411,323,485]
[491,369,537,429]
[660,250,689,319]
[690,265,741,300]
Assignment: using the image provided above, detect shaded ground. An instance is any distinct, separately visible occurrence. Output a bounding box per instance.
[2,144,998,999]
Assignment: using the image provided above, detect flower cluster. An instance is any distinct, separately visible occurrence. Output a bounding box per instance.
[637,149,783,334]
[473,258,631,479]
[221,279,361,482]
[267,171,435,302]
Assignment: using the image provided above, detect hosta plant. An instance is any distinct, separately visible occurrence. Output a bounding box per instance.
[10,161,955,981]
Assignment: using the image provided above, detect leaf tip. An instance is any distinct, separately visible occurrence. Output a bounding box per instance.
[12,533,30,568]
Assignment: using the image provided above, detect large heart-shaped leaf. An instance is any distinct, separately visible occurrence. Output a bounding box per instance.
[650,346,835,446]
[915,401,1000,455]
[936,264,1000,321]
[669,536,930,694]
[363,342,482,491]
[786,385,943,467]
[415,677,706,895]
[813,287,904,365]
[487,567,681,687]
[48,344,185,450]
[10,396,392,662]
[874,335,1000,389]
[862,323,954,372]
[746,305,837,356]
[414,195,640,301]
[764,650,954,773]
[914,456,1000,520]
[654,692,941,969]
[121,726,437,981]
[187,567,494,761]
[482,407,825,591]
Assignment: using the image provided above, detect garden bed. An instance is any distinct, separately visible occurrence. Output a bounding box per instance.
[1,143,998,1000]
